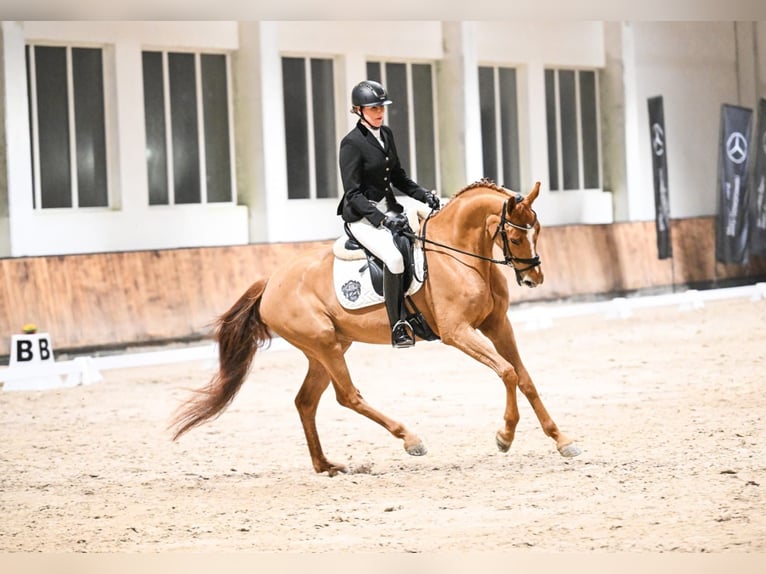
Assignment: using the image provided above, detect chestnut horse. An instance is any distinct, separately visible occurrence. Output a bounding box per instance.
[171,179,581,475]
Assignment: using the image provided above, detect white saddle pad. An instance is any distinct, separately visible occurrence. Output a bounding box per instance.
[332,240,426,310]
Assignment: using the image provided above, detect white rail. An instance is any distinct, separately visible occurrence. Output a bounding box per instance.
[2,283,764,391]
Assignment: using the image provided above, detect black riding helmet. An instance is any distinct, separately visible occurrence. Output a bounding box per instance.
[350,80,392,113]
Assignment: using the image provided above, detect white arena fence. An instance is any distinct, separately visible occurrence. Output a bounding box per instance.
[1,283,764,392]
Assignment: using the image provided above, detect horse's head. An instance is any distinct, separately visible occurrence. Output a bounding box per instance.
[494,181,544,288]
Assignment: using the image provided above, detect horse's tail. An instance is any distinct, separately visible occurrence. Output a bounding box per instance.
[170,278,272,440]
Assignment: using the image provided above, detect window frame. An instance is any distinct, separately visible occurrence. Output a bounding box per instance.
[478,64,522,191]
[280,54,339,201]
[366,59,441,192]
[544,67,603,192]
[142,48,237,206]
[26,42,112,210]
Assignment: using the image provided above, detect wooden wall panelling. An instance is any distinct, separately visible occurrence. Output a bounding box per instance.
[1,258,60,344]
[671,218,716,284]
[2,220,764,358]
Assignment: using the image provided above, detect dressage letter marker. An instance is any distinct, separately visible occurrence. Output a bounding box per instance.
[2,332,64,391]
[10,333,55,366]
[14,335,53,362]
[1,331,104,392]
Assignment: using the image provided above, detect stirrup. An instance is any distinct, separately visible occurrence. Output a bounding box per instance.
[391,320,415,349]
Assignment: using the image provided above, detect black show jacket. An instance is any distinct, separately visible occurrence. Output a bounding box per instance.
[337,121,430,227]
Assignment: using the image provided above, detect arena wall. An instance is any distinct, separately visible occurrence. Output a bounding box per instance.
[1,217,764,358]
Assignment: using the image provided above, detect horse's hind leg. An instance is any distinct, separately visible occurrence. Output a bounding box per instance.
[313,340,428,461]
[295,356,348,477]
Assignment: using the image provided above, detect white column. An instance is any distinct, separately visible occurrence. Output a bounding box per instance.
[340,53,366,134]
[438,21,483,194]
[235,21,288,243]
[110,40,147,211]
[1,21,33,256]
[758,22,766,97]
[621,21,649,222]
[460,22,483,184]
[523,61,550,195]
[601,22,629,221]
[734,22,758,111]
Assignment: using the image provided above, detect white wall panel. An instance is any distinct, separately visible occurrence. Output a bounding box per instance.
[23,21,239,50]
[476,21,605,67]
[624,22,739,221]
[2,20,764,255]
[276,21,442,59]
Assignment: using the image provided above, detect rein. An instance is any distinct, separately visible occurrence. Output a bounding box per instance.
[404,198,542,274]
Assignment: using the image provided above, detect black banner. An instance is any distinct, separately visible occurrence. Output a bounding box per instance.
[750,98,766,257]
[716,104,753,264]
[647,96,672,259]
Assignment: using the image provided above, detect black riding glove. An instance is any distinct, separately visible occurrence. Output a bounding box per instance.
[382,214,408,233]
[425,193,441,210]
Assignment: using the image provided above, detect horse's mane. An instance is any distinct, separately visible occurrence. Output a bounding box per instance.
[427,177,520,222]
[452,177,514,199]
[439,178,535,226]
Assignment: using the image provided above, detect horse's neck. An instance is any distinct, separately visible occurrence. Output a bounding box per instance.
[430,194,502,256]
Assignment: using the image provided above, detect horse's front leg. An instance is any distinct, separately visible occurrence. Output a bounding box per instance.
[479,313,581,458]
[440,324,525,452]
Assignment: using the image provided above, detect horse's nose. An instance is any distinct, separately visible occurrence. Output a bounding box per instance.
[521,269,543,288]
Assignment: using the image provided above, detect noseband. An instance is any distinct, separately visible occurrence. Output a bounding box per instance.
[493,197,542,283]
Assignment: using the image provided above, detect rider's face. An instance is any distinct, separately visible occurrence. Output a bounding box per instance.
[360,105,385,128]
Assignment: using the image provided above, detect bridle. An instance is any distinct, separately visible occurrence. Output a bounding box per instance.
[403,196,542,284]
[492,197,542,273]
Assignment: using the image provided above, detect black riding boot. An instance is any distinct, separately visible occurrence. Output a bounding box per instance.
[383,268,414,348]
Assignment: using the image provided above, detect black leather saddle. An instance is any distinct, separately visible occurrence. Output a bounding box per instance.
[341,223,439,342]
[342,224,415,296]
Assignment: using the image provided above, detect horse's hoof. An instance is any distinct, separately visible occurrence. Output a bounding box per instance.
[406,442,428,456]
[324,464,349,477]
[558,443,582,458]
[495,433,511,453]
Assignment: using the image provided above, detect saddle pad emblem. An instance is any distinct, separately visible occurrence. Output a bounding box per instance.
[341,280,362,302]
[333,247,426,310]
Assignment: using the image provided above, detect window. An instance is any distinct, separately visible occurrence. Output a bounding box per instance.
[478,65,521,191]
[142,50,234,205]
[545,68,601,191]
[366,61,439,191]
[281,56,338,200]
[26,44,108,209]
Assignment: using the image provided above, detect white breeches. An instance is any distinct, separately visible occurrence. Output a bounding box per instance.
[346,198,405,274]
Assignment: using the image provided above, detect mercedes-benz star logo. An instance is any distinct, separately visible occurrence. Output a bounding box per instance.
[726,132,748,165]
[652,123,665,156]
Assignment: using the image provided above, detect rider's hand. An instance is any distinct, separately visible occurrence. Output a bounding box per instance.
[382,214,408,233]
[425,192,441,211]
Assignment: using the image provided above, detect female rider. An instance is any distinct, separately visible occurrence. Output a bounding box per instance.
[336,80,440,348]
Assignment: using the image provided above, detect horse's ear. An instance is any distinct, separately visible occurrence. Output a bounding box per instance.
[523,181,541,205]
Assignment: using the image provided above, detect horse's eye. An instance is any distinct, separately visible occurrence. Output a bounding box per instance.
[510,238,521,246]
